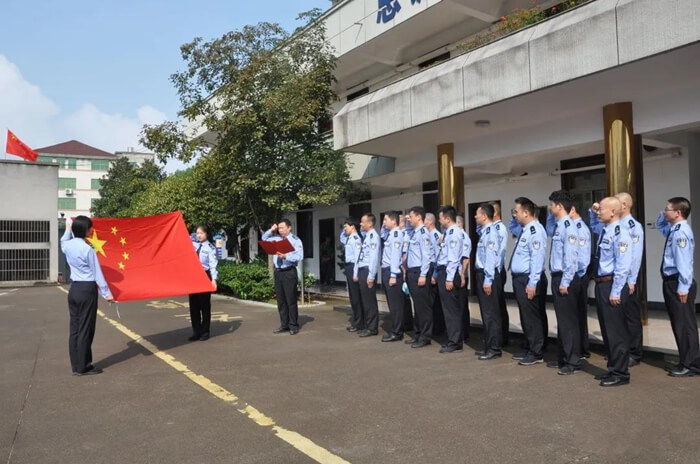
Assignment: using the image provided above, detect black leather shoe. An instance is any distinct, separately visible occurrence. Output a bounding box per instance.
[346,326,359,333]
[628,358,640,367]
[411,340,431,349]
[518,355,543,366]
[668,366,697,377]
[382,334,403,342]
[594,372,612,381]
[359,330,377,337]
[199,333,210,341]
[558,365,577,376]
[478,351,502,361]
[405,337,419,345]
[73,368,103,376]
[664,363,682,373]
[600,376,629,387]
[273,327,290,334]
[439,345,463,354]
[474,350,486,356]
[547,361,562,369]
[290,328,299,335]
[188,334,200,341]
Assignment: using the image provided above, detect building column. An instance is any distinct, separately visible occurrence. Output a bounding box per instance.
[603,102,647,323]
[437,143,464,214]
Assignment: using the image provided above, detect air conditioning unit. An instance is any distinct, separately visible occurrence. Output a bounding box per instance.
[65,188,74,196]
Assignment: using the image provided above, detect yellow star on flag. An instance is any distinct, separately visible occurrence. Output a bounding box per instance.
[120,237,127,246]
[122,252,129,260]
[86,230,107,257]
[111,226,118,235]
[118,262,125,270]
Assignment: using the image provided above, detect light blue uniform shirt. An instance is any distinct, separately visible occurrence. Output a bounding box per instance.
[549,215,579,287]
[573,218,591,277]
[475,223,501,285]
[619,214,644,285]
[192,240,218,281]
[340,231,362,265]
[60,228,112,299]
[492,220,508,271]
[428,228,442,264]
[406,224,435,277]
[509,219,547,288]
[460,229,472,259]
[261,230,303,269]
[355,229,380,279]
[596,221,632,298]
[661,220,695,293]
[381,227,404,278]
[435,224,464,282]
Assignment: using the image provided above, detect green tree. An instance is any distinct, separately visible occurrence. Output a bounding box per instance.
[140,10,348,230]
[92,158,165,217]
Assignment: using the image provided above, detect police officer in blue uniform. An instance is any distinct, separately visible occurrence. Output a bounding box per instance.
[490,202,511,346]
[262,219,304,335]
[570,205,592,358]
[405,206,436,348]
[474,203,503,360]
[659,197,700,377]
[340,218,364,332]
[548,190,581,374]
[592,197,633,386]
[435,206,465,353]
[380,211,405,342]
[456,215,472,341]
[354,213,380,337]
[189,225,219,341]
[509,198,547,365]
[426,213,445,335]
[591,192,645,365]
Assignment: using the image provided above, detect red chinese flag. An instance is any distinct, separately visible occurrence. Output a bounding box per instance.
[87,211,214,302]
[5,129,38,161]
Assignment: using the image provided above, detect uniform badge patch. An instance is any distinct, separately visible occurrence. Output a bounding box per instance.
[568,235,577,245]
[619,242,628,253]
[356,243,362,249]
[424,238,431,246]
[632,235,639,244]
[394,242,400,249]
[450,240,456,249]
[533,241,541,250]
[579,239,586,247]
[677,238,687,248]
[371,243,377,250]
[488,241,495,250]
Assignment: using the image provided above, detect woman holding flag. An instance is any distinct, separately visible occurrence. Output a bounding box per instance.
[189,226,218,341]
[61,216,113,376]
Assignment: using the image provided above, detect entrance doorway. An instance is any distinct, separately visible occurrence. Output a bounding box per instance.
[318,218,336,285]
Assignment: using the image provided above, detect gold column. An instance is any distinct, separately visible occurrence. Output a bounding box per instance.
[437,143,464,211]
[603,103,647,324]
[603,102,637,196]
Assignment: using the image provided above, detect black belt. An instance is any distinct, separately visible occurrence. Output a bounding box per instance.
[511,272,527,278]
[550,271,563,277]
[275,267,296,272]
[662,273,679,282]
[594,275,613,283]
[436,265,447,271]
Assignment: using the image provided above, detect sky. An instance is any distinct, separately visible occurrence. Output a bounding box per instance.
[0,0,329,171]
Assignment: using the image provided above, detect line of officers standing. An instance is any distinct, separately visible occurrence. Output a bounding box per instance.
[339,191,699,387]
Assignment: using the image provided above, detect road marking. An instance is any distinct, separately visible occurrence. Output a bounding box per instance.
[56,286,349,464]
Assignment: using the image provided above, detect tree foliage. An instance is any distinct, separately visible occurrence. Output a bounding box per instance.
[140,11,348,230]
[91,158,164,217]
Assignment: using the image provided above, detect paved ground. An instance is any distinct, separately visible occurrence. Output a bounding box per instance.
[1,285,699,464]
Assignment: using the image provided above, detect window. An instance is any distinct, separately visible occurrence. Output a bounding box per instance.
[58,198,77,210]
[91,178,102,190]
[61,158,77,169]
[422,181,439,215]
[58,177,77,189]
[91,159,110,171]
[296,211,313,259]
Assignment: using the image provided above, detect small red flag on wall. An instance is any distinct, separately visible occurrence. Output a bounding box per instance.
[5,129,39,161]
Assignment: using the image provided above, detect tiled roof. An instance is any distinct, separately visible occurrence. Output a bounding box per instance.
[35,140,115,158]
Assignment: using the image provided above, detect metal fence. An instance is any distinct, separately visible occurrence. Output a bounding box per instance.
[0,220,51,282]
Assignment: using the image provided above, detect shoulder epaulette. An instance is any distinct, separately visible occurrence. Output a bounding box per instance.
[420,228,426,235]
[393,231,398,238]
[495,224,501,230]
[577,222,582,229]
[353,235,359,240]
[530,225,536,234]
[615,225,620,235]
[448,228,454,235]
[485,227,491,234]
[564,220,570,228]
[628,219,635,228]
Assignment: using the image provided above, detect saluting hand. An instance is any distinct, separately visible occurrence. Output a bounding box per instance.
[592,202,600,213]
[271,224,278,232]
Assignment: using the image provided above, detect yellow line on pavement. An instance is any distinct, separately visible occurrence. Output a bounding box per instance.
[56,287,350,464]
